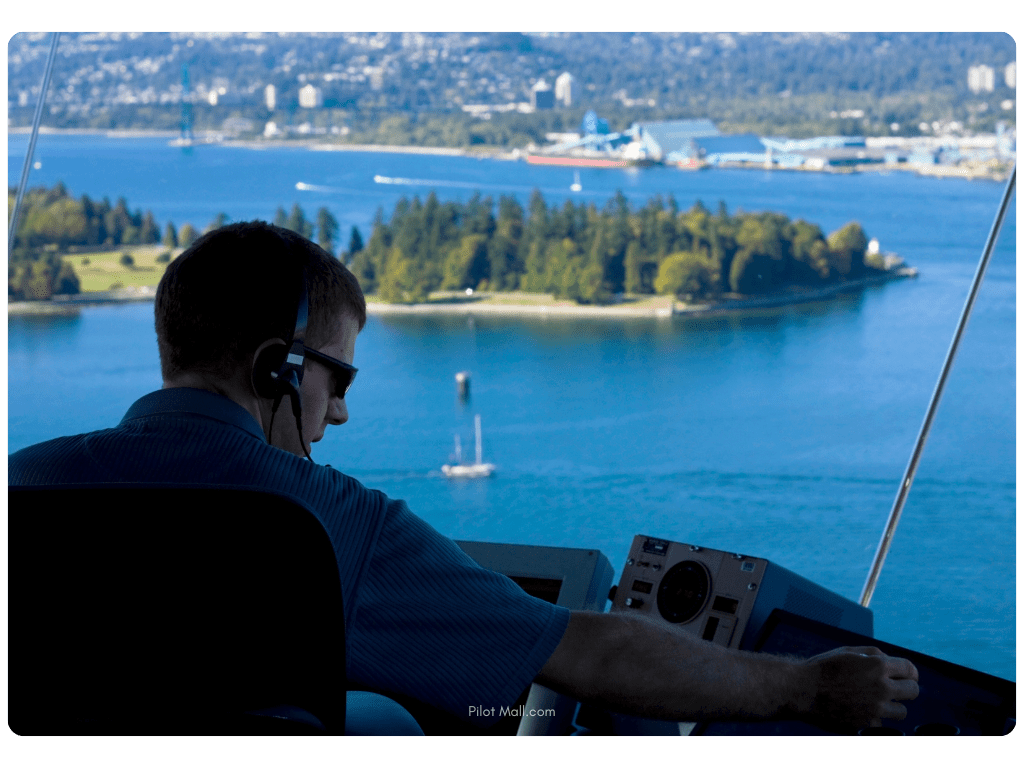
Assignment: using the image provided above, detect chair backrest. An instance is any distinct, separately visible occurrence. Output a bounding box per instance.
[9,484,347,735]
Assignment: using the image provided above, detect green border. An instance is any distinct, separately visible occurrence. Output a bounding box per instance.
[6,4,1015,768]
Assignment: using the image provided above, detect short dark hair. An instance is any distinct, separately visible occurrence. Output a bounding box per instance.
[155,221,366,381]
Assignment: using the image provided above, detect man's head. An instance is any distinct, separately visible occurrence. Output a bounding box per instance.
[156,220,366,455]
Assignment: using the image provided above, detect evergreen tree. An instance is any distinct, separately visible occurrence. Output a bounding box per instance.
[140,211,160,244]
[465,193,495,238]
[163,222,179,249]
[316,207,339,255]
[178,223,198,248]
[286,204,313,239]
[520,240,547,293]
[347,225,365,257]
[578,262,609,304]
[826,222,869,277]
[623,241,644,295]
[730,216,787,293]
[789,220,830,281]
[107,197,133,244]
[206,212,230,233]
[520,189,550,270]
[121,225,141,245]
[441,234,488,290]
[52,260,80,295]
[604,192,632,294]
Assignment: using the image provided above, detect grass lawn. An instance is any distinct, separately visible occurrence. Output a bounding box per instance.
[367,290,675,309]
[65,252,677,311]
[66,246,179,292]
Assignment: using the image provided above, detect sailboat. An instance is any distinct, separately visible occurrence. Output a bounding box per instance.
[570,170,582,192]
[442,414,496,478]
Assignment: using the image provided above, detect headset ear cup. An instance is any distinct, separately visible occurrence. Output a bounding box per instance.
[252,344,288,399]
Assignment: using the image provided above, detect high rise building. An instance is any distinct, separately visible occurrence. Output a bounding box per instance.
[1005,61,1016,89]
[531,79,554,110]
[265,84,276,111]
[555,72,578,107]
[968,65,995,93]
[299,84,323,109]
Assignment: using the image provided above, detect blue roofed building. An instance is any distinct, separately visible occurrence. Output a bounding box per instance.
[693,134,770,165]
[632,119,719,163]
[761,135,867,153]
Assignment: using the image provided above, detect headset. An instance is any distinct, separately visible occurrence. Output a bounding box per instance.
[252,265,313,460]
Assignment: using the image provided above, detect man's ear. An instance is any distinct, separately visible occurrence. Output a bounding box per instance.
[250,338,288,399]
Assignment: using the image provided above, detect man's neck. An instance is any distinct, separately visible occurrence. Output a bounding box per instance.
[162,374,264,434]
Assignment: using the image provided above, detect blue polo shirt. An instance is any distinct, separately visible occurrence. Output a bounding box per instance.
[9,387,571,723]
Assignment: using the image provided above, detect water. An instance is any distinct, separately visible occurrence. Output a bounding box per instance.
[7,134,1016,681]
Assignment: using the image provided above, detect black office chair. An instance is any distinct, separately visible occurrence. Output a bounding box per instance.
[9,484,347,735]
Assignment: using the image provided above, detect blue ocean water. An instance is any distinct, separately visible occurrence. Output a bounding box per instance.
[6,134,1016,680]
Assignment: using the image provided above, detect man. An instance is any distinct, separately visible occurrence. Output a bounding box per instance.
[9,221,918,735]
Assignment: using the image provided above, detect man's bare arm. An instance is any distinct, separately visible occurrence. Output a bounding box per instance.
[535,610,919,731]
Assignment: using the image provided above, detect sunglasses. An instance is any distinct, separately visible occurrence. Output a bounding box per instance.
[304,347,358,399]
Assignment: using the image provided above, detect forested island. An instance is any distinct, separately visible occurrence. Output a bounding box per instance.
[350,190,901,305]
[9,182,908,312]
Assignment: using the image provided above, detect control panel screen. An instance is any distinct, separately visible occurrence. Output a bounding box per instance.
[509,575,563,605]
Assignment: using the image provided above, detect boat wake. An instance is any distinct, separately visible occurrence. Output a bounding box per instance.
[373,174,556,196]
[295,181,343,192]
[298,176,590,198]
[375,174,501,190]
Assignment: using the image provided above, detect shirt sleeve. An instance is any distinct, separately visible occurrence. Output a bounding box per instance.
[344,497,571,724]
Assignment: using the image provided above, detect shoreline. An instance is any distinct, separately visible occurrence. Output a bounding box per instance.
[9,271,916,318]
[366,270,917,319]
[10,128,1009,179]
[8,127,515,159]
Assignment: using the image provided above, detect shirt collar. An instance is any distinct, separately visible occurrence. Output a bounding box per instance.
[121,387,267,442]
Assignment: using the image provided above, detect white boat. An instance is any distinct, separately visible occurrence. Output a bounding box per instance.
[570,170,582,192]
[442,414,495,478]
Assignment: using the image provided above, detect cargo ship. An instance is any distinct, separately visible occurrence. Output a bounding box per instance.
[525,153,655,168]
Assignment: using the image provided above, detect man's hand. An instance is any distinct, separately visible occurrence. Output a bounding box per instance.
[538,612,921,731]
[793,646,920,732]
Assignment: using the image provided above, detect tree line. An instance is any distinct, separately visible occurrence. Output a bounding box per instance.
[349,189,880,304]
[8,183,204,300]
[8,183,363,300]
[9,182,880,306]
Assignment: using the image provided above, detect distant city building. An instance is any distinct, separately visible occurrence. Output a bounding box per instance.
[633,119,720,162]
[555,72,578,107]
[696,134,772,166]
[265,84,276,111]
[1005,61,1016,88]
[968,65,995,93]
[222,117,254,134]
[299,84,323,109]
[581,110,610,135]
[531,79,554,110]
[369,67,384,90]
